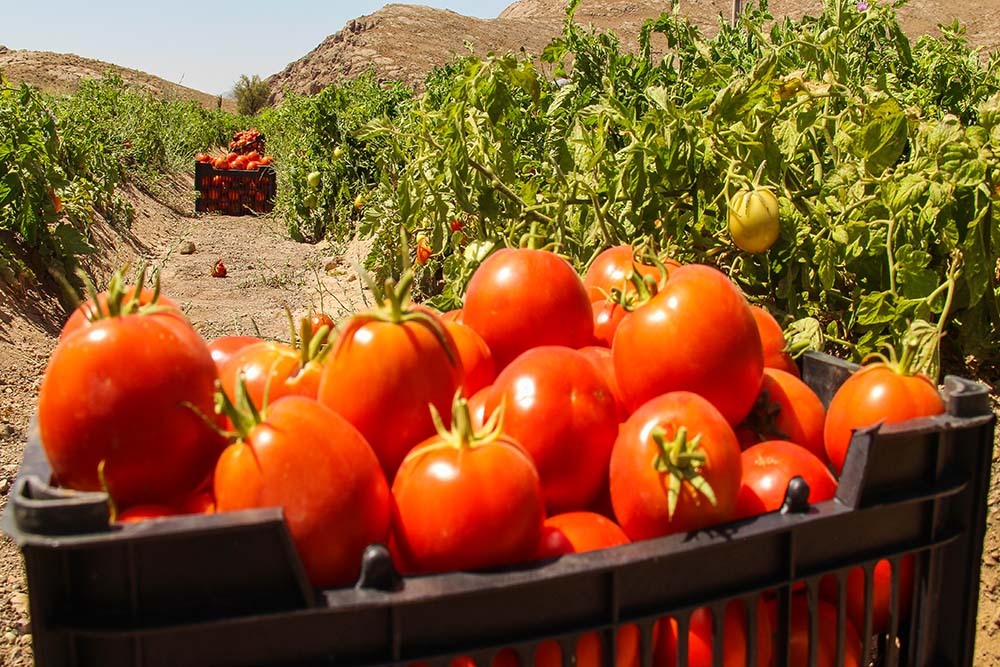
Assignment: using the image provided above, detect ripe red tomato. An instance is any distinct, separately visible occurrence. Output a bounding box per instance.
[824,357,944,475]
[390,399,544,575]
[415,237,432,265]
[775,595,863,667]
[309,312,335,335]
[115,504,177,523]
[612,264,764,426]
[462,248,593,369]
[443,319,496,397]
[318,296,462,479]
[213,158,229,170]
[219,340,326,407]
[535,626,640,667]
[466,385,491,429]
[592,297,629,347]
[212,259,227,277]
[214,396,390,588]
[441,308,463,322]
[749,305,799,377]
[734,440,838,519]
[737,368,827,462]
[820,556,914,636]
[207,335,261,369]
[536,511,629,559]
[577,346,630,422]
[39,303,224,508]
[582,244,669,302]
[654,599,772,667]
[484,346,618,514]
[610,392,742,540]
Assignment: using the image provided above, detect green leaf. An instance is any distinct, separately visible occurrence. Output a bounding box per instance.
[786,317,824,354]
[815,238,837,291]
[861,113,908,176]
[53,224,96,256]
[888,173,928,213]
[857,291,896,326]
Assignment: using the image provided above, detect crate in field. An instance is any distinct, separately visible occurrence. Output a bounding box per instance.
[2,351,996,667]
[229,130,265,156]
[194,161,275,216]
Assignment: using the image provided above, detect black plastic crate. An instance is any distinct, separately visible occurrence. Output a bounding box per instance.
[3,351,995,667]
[194,161,275,216]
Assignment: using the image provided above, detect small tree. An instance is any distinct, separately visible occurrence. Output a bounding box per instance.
[233,74,270,116]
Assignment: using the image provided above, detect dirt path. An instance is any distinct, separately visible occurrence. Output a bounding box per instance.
[0,183,998,666]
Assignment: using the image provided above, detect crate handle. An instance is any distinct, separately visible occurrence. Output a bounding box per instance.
[11,476,111,537]
[780,476,811,514]
[355,543,402,592]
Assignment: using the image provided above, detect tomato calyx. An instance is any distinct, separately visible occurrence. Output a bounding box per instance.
[284,308,336,369]
[214,374,264,443]
[427,391,505,452]
[739,388,791,442]
[78,264,174,322]
[352,268,459,367]
[862,330,937,379]
[650,425,718,519]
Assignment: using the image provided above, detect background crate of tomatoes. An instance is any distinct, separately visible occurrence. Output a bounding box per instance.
[194,161,276,216]
[3,351,995,667]
[229,128,265,156]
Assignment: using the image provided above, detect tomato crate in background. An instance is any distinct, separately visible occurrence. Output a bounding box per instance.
[231,135,265,156]
[3,352,996,667]
[194,161,275,216]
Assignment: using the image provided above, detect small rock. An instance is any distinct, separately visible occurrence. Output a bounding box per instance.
[178,241,196,255]
[3,632,15,643]
[18,633,30,645]
[347,275,357,282]
[0,478,10,496]
[10,593,28,616]
[324,257,345,272]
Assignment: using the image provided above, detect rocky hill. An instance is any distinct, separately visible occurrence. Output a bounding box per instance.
[266,0,1000,102]
[0,46,236,112]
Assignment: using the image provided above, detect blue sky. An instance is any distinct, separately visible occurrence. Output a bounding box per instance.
[2,1,514,95]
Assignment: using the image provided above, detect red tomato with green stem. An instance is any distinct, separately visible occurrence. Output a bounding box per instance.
[38,268,224,508]
[610,392,742,541]
[590,267,662,347]
[214,388,390,589]
[219,313,335,407]
[318,271,463,479]
[734,440,838,520]
[582,244,673,303]
[612,264,764,426]
[736,368,827,462]
[749,305,799,377]
[484,346,619,514]
[390,395,545,575]
[824,339,945,475]
[462,248,593,370]
[60,266,183,340]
